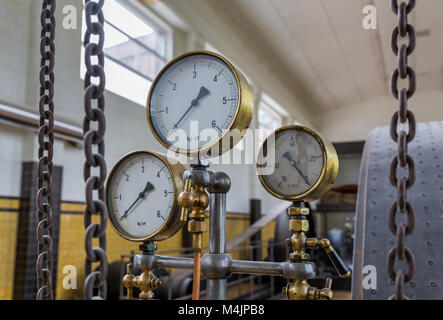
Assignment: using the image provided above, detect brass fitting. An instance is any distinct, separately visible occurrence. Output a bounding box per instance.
[289,219,309,232]
[188,219,208,233]
[283,203,350,300]
[283,278,333,300]
[288,207,309,216]
[178,179,210,254]
[123,263,162,300]
[178,183,209,222]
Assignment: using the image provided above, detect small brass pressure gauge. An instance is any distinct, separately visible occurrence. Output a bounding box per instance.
[147,50,253,157]
[106,151,185,242]
[257,125,339,202]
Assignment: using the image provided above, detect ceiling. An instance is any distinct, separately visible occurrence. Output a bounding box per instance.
[205,0,443,115]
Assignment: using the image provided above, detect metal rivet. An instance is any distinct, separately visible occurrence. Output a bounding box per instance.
[410,282,416,288]
[425,222,431,227]
[370,248,377,254]
[425,240,432,246]
[429,281,437,288]
[428,259,434,266]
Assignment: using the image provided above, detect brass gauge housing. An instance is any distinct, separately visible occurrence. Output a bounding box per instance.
[256,125,339,202]
[147,50,253,157]
[106,150,185,242]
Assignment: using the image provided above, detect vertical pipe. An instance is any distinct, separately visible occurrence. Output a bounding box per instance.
[250,199,262,261]
[207,192,227,300]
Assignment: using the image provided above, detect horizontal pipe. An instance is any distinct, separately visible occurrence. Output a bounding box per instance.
[0,98,83,141]
[151,255,283,276]
[136,254,315,280]
[155,255,194,270]
[230,260,283,276]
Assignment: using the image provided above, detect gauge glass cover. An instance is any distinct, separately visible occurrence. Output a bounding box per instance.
[259,128,325,198]
[107,152,176,240]
[148,53,240,152]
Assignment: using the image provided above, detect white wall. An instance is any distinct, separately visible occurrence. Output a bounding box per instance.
[314,90,443,143]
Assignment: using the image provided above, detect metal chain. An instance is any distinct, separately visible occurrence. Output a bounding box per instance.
[83,0,108,300]
[387,0,417,300]
[36,0,56,300]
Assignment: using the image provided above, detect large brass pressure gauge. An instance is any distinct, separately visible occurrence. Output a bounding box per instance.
[257,125,339,202]
[106,151,185,242]
[147,51,253,157]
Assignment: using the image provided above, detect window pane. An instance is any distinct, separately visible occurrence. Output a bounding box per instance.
[80,47,152,106]
[104,22,165,80]
[103,0,166,57]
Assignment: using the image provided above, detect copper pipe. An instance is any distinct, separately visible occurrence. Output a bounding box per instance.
[192,251,201,300]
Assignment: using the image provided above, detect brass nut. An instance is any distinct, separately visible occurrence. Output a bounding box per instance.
[288,207,309,216]
[289,252,309,261]
[178,191,197,208]
[188,220,208,233]
[289,219,309,232]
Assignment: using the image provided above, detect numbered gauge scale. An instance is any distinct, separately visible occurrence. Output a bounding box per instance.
[257,125,339,202]
[106,151,185,242]
[147,51,253,156]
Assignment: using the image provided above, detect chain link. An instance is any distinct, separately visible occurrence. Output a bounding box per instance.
[83,0,108,300]
[387,0,417,300]
[36,0,56,300]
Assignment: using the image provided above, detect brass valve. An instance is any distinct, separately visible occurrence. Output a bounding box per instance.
[177,175,210,300]
[122,263,161,300]
[284,203,350,300]
[283,277,333,300]
[178,178,210,252]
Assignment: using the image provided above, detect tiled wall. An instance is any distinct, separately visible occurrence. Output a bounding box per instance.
[0,198,19,299]
[1,197,276,300]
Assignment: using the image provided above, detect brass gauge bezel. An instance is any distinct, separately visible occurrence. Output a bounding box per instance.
[146,50,253,157]
[256,125,339,202]
[105,150,185,242]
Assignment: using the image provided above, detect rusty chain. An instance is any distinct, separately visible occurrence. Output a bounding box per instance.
[83,0,108,300]
[387,0,416,300]
[36,0,56,300]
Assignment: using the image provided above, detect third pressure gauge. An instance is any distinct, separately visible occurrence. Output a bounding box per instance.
[106,151,185,242]
[147,51,253,157]
[257,125,339,202]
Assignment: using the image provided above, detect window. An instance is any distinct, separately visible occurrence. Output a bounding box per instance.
[257,92,289,145]
[80,0,172,106]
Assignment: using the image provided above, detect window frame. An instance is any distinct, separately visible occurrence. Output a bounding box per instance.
[80,0,174,105]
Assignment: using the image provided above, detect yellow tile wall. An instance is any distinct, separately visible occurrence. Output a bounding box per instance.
[0,198,19,300]
[0,198,277,300]
[56,203,183,300]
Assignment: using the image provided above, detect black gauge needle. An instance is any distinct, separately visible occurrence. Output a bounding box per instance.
[173,86,210,129]
[120,181,154,221]
[282,151,311,186]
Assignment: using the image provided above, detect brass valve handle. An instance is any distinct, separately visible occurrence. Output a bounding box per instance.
[317,277,333,300]
[122,263,135,300]
[179,178,192,221]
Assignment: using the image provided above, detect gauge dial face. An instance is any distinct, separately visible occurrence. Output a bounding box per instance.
[106,152,177,241]
[148,52,240,152]
[258,128,325,199]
